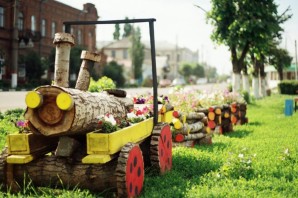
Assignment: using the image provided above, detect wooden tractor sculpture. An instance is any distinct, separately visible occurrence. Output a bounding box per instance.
[0,19,173,197]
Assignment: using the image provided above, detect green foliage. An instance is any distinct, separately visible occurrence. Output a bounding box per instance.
[23,50,44,83]
[206,0,290,73]
[70,46,85,81]
[122,17,133,38]
[241,90,250,104]
[0,108,25,146]
[113,23,120,40]
[103,61,125,86]
[269,46,293,81]
[278,80,298,94]
[88,76,116,92]
[130,26,145,84]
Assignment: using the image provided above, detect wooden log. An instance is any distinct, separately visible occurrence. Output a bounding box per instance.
[173,121,204,134]
[184,132,205,141]
[194,107,209,114]
[172,140,195,148]
[75,51,101,91]
[197,135,212,145]
[53,33,74,88]
[173,111,205,120]
[25,85,133,136]
[5,155,118,193]
[160,103,174,113]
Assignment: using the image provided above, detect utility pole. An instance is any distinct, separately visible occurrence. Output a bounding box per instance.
[11,0,19,88]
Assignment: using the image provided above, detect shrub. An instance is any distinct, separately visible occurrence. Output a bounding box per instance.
[88,76,116,92]
[241,90,250,104]
[278,80,298,95]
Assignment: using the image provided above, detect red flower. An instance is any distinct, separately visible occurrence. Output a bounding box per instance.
[136,110,143,116]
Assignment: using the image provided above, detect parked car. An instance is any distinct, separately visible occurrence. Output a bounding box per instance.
[171,78,186,86]
[159,79,172,87]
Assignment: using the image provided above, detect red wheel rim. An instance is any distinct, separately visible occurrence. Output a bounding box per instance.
[158,125,172,173]
[125,146,144,197]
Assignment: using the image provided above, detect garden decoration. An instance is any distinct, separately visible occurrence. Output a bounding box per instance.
[0,19,174,198]
[230,102,248,125]
[171,110,212,147]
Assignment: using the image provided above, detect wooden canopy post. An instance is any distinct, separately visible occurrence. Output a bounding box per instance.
[53,33,74,87]
[75,51,101,91]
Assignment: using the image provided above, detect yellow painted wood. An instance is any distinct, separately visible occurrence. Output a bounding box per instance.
[161,110,174,123]
[7,133,30,154]
[82,154,112,164]
[7,155,34,164]
[56,92,74,110]
[87,118,153,155]
[172,118,182,129]
[25,91,43,108]
[7,133,57,155]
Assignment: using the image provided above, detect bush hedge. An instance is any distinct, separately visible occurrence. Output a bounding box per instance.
[278,80,298,95]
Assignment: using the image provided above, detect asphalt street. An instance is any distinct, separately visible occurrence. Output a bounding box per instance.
[0,83,227,113]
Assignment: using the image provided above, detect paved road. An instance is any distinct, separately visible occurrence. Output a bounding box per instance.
[0,83,227,113]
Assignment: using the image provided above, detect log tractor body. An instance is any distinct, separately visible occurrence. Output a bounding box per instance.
[0,19,174,197]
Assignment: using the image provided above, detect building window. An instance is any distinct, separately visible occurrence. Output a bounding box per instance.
[123,49,128,59]
[112,50,116,58]
[31,15,36,31]
[41,19,46,37]
[71,27,74,34]
[18,12,24,30]
[77,29,82,45]
[0,7,4,27]
[51,22,56,38]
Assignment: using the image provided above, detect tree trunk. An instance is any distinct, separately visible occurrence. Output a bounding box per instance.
[278,68,284,81]
[242,74,250,93]
[252,77,260,99]
[260,77,267,97]
[232,73,241,93]
[25,86,133,136]
[6,155,118,192]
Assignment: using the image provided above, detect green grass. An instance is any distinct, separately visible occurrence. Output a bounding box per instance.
[1,94,298,197]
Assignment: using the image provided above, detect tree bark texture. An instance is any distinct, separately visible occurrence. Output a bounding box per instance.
[25,85,133,136]
[5,155,118,192]
[53,33,74,88]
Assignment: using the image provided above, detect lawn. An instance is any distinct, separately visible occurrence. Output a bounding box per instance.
[1,94,298,197]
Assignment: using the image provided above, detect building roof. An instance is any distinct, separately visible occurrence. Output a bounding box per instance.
[265,64,298,72]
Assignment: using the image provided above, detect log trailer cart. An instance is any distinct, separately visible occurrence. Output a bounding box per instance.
[0,19,174,197]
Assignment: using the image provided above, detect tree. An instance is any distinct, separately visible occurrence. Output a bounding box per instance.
[206,0,289,92]
[123,17,133,38]
[24,50,44,84]
[130,26,144,85]
[193,63,205,78]
[103,61,125,86]
[269,47,292,81]
[179,64,192,78]
[113,24,120,40]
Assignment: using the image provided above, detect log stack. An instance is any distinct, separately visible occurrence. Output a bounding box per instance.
[230,102,248,125]
[171,111,211,147]
[221,104,233,133]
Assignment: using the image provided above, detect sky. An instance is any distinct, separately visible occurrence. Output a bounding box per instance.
[57,0,298,75]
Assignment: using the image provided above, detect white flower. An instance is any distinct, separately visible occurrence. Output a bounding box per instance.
[104,115,116,126]
[238,153,244,158]
[127,112,137,119]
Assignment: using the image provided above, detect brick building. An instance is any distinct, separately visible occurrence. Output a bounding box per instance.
[0,0,98,85]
